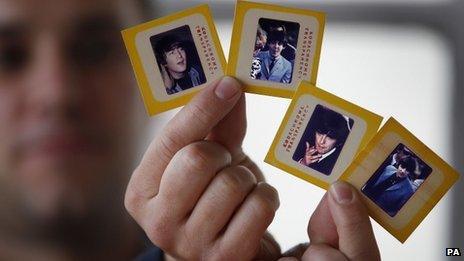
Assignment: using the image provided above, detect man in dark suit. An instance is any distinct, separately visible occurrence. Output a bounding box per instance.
[256,28,293,83]
[296,106,352,175]
[362,156,417,217]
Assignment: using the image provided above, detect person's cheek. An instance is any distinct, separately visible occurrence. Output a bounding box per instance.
[0,81,22,178]
[80,62,138,137]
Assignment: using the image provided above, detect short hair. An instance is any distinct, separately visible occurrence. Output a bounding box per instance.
[267,26,287,46]
[398,156,416,173]
[153,35,186,65]
[314,107,350,146]
[256,25,268,39]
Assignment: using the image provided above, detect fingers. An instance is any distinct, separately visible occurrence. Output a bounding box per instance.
[253,232,282,260]
[126,76,242,201]
[206,93,267,182]
[305,182,380,261]
[302,243,348,261]
[282,243,309,259]
[130,141,232,251]
[278,258,299,261]
[305,149,321,164]
[308,193,338,248]
[185,165,257,243]
[306,154,322,164]
[212,182,280,260]
[154,141,232,222]
[327,181,380,261]
[207,93,247,162]
[307,147,318,156]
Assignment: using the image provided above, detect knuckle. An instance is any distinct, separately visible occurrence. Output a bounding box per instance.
[188,102,214,127]
[174,231,197,259]
[179,142,214,172]
[343,216,364,233]
[177,142,230,173]
[217,166,257,195]
[123,188,140,218]
[352,249,378,261]
[145,210,175,251]
[207,248,236,261]
[157,128,184,164]
[250,183,280,217]
[124,171,145,218]
[302,245,325,260]
[339,206,367,232]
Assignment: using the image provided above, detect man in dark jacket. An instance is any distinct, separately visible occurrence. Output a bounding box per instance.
[296,105,352,175]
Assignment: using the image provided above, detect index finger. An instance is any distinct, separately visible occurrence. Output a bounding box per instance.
[128,77,242,200]
[308,193,338,247]
[327,182,380,260]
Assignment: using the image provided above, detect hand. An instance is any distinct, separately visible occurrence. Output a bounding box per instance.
[301,142,321,166]
[125,77,281,260]
[160,64,174,89]
[303,181,380,261]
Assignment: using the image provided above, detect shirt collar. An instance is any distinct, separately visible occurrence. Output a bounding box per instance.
[317,147,337,162]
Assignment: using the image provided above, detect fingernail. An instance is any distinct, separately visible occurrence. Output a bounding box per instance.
[330,181,354,205]
[214,76,241,100]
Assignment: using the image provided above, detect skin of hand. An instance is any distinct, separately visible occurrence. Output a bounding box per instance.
[124,76,281,260]
[302,181,381,261]
[160,64,175,89]
[303,142,322,165]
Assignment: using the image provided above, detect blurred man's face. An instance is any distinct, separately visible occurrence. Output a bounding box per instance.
[396,165,409,178]
[254,34,267,52]
[315,132,337,155]
[0,0,141,223]
[269,40,284,58]
[164,44,187,78]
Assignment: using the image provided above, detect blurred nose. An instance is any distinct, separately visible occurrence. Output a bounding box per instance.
[27,35,75,117]
[320,134,327,143]
[175,49,183,58]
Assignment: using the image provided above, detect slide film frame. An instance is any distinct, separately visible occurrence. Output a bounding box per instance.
[340,118,459,243]
[122,5,226,116]
[265,81,383,190]
[227,0,325,98]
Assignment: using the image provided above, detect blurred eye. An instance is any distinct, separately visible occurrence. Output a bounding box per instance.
[327,134,337,140]
[68,34,119,68]
[316,127,328,135]
[0,43,29,74]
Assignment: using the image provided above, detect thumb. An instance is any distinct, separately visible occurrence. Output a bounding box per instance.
[206,77,246,162]
[205,77,266,181]
[305,142,310,151]
[327,181,380,261]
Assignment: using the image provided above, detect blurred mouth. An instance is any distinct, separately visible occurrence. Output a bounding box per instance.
[15,126,103,161]
[177,60,185,66]
[34,135,92,156]
[316,143,325,152]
